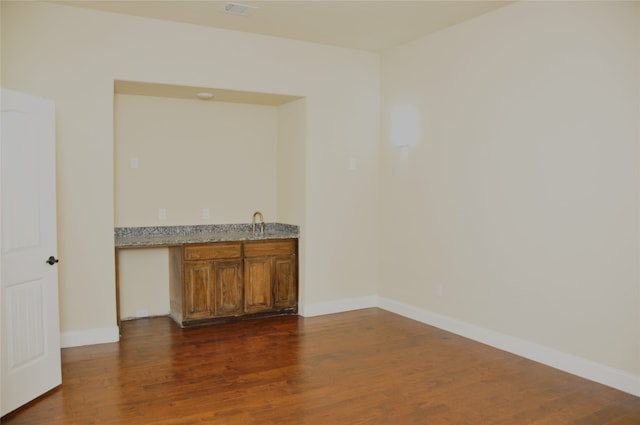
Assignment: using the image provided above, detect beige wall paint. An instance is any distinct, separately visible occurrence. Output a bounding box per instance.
[115,94,279,226]
[276,99,306,228]
[1,1,380,333]
[276,99,307,304]
[118,248,170,320]
[380,1,640,374]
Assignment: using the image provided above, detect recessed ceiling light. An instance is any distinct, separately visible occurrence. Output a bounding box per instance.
[224,2,257,17]
[196,92,214,100]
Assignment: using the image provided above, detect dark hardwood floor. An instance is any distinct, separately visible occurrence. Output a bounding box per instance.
[3,308,639,424]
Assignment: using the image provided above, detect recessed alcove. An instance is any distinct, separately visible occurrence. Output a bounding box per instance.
[113,80,306,320]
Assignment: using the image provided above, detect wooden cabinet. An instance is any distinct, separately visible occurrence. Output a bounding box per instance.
[214,260,243,316]
[183,260,215,321]
[274,255,297,309]
[244,240,297,313]
[169,239,297,327]
[244,257,273,313]
[170,242,243,325]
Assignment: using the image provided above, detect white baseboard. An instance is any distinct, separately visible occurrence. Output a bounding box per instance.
[61,326,120,348]
[377,296,640,398]
[300,295,378,317]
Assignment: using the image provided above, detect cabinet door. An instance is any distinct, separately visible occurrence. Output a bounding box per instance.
[273,255,297,309]
[214,259,243,316]
[244,257,273,313]
[184,261,215,321]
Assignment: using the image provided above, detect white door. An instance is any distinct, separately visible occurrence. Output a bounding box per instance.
[1,89,61,416]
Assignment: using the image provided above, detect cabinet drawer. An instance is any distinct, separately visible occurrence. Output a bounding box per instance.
[184,242,242,260]
[244,239,296,258]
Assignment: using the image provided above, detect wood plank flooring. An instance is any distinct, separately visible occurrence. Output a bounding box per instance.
[3,308,639,424]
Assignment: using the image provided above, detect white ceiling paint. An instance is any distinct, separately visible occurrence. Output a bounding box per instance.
[52,1,513,52]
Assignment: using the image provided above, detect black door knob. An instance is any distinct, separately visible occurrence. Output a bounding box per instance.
[46,256,59,265]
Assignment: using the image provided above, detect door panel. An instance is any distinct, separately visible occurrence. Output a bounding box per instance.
[1,89,61,416]
[244,257,272,313]
[274,255,297,309]
[184,261,215,320]
[214,260,243,316]
[2,110,40,253]
[5,280,46,371]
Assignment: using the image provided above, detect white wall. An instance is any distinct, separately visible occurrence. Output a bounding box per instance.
[380,1,640,376]
[1,1,380,339]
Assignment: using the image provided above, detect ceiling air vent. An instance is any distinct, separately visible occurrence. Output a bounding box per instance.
[224,2,257,16]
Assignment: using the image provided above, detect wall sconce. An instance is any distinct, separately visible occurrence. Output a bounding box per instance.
[390,105,419,148]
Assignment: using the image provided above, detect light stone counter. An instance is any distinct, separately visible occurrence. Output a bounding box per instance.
[115,223,299,248]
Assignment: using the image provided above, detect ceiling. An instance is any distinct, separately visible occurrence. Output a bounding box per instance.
[53,0,513,52]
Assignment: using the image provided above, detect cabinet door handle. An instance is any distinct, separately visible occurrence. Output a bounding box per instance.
[46,256,59,265]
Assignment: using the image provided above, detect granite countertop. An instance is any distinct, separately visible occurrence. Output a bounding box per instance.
[115,223,299,248]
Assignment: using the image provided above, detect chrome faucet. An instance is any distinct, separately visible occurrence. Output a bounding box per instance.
[252,211,264,234]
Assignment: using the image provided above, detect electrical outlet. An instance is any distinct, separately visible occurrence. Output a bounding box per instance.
[436,283,444,297]
[202,208,210,219]
[130,157,139,169]
[158,208,167,220]
[135,309,148,318]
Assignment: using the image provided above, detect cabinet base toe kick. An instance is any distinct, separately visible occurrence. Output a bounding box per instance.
[170,308,298,328]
